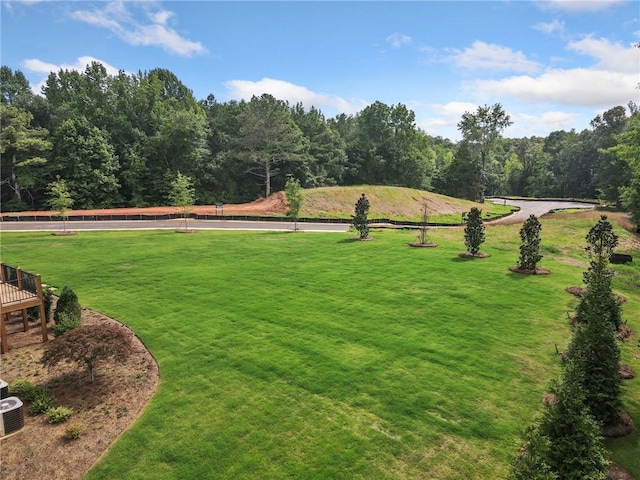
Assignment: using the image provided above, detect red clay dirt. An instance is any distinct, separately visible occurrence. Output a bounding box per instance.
[0,193,288,219]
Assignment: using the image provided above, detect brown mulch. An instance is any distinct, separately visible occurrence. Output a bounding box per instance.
[620,363,636,380]
[565,286,627,304]
[457,252,491,259]
[0,308,159,480]
[509,265,551,275]
[407,242,438,248]
[617,324,633,342]
[608,462,636,480]
[602,411,636,438]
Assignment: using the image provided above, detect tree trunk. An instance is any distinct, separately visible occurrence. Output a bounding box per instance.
[11,153,22,202]
[265,159,271,197]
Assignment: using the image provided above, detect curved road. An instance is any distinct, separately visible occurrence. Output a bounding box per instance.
[488,198,596,224]
[0,199,595,233]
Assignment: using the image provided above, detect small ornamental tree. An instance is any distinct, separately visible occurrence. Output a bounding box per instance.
[53,286,81,324]
[41,324,133,382]
[576,216,621,329]
[284,175,304,231]
[464,207,485,255]
[416,201,431,245]
[47,176,74,233]
[167,172,196,231]
[352,193,370,239]
[517,215,543,271]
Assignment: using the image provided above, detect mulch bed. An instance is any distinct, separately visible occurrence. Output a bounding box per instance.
[408,242,438,248]
[457,252,491,259]
[509,265,551,275]
[620,363,636,380]
[602,411,636,438]
[565,286,627,304]
[0,307,159,480]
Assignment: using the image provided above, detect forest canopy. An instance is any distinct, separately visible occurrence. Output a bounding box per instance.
[1,63,638,225]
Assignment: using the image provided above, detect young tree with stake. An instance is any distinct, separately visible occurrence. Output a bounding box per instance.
[47,176,74,233]
[168,172,196,232]
[284,175,304,231]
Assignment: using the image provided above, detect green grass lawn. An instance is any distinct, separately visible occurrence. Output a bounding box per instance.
[1,213,638,479]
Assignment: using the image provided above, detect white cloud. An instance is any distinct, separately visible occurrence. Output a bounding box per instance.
[467,68,636,107]
[224,78,368,115]
[509,111,580,137]
[412,102,479,139]
[21,56,122,94]
[568,36,639,73]
[427,101,480,117]
[532,19,565,35]
[536,0,626,12]
[448,41,541,74]
[386,33,412,49]
[71,1,206,57]
[465,37,639,108]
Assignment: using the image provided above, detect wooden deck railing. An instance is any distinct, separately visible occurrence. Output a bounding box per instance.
[0,263,48,354]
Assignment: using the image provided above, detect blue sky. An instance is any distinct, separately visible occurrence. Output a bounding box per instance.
[2,0,639,140]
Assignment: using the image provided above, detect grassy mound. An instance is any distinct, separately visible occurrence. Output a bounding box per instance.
[298,186,513,222]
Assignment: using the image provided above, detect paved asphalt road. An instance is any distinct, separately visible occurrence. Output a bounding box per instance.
[0,199,596,233]
[488,198,596,223]
[0,218,351,233]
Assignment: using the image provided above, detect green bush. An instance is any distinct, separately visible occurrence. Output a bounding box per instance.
[46,406,74,424]
[29,387,55,415]
[53,286,81,325]
[64,423,84,440]
[9,379,36,400]
[52,311,82,337]
[43,286,55,323]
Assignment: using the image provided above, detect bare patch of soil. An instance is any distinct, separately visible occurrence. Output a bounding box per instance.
[457,252,491,259]
[509,265,551,275]
[349,237,374,242]
[0,308,159,480]
[1,193,288,219]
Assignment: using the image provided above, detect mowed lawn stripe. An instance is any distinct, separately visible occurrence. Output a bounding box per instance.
[0,220,637,479]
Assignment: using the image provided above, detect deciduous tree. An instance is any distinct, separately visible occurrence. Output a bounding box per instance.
[168,172,196,231]
[457,104,512,201]
[47,176,74,233]
[284,175,304,231]
[41,324,133,382]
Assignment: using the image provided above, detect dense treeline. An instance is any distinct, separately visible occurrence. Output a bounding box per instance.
[1,63,639,224]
